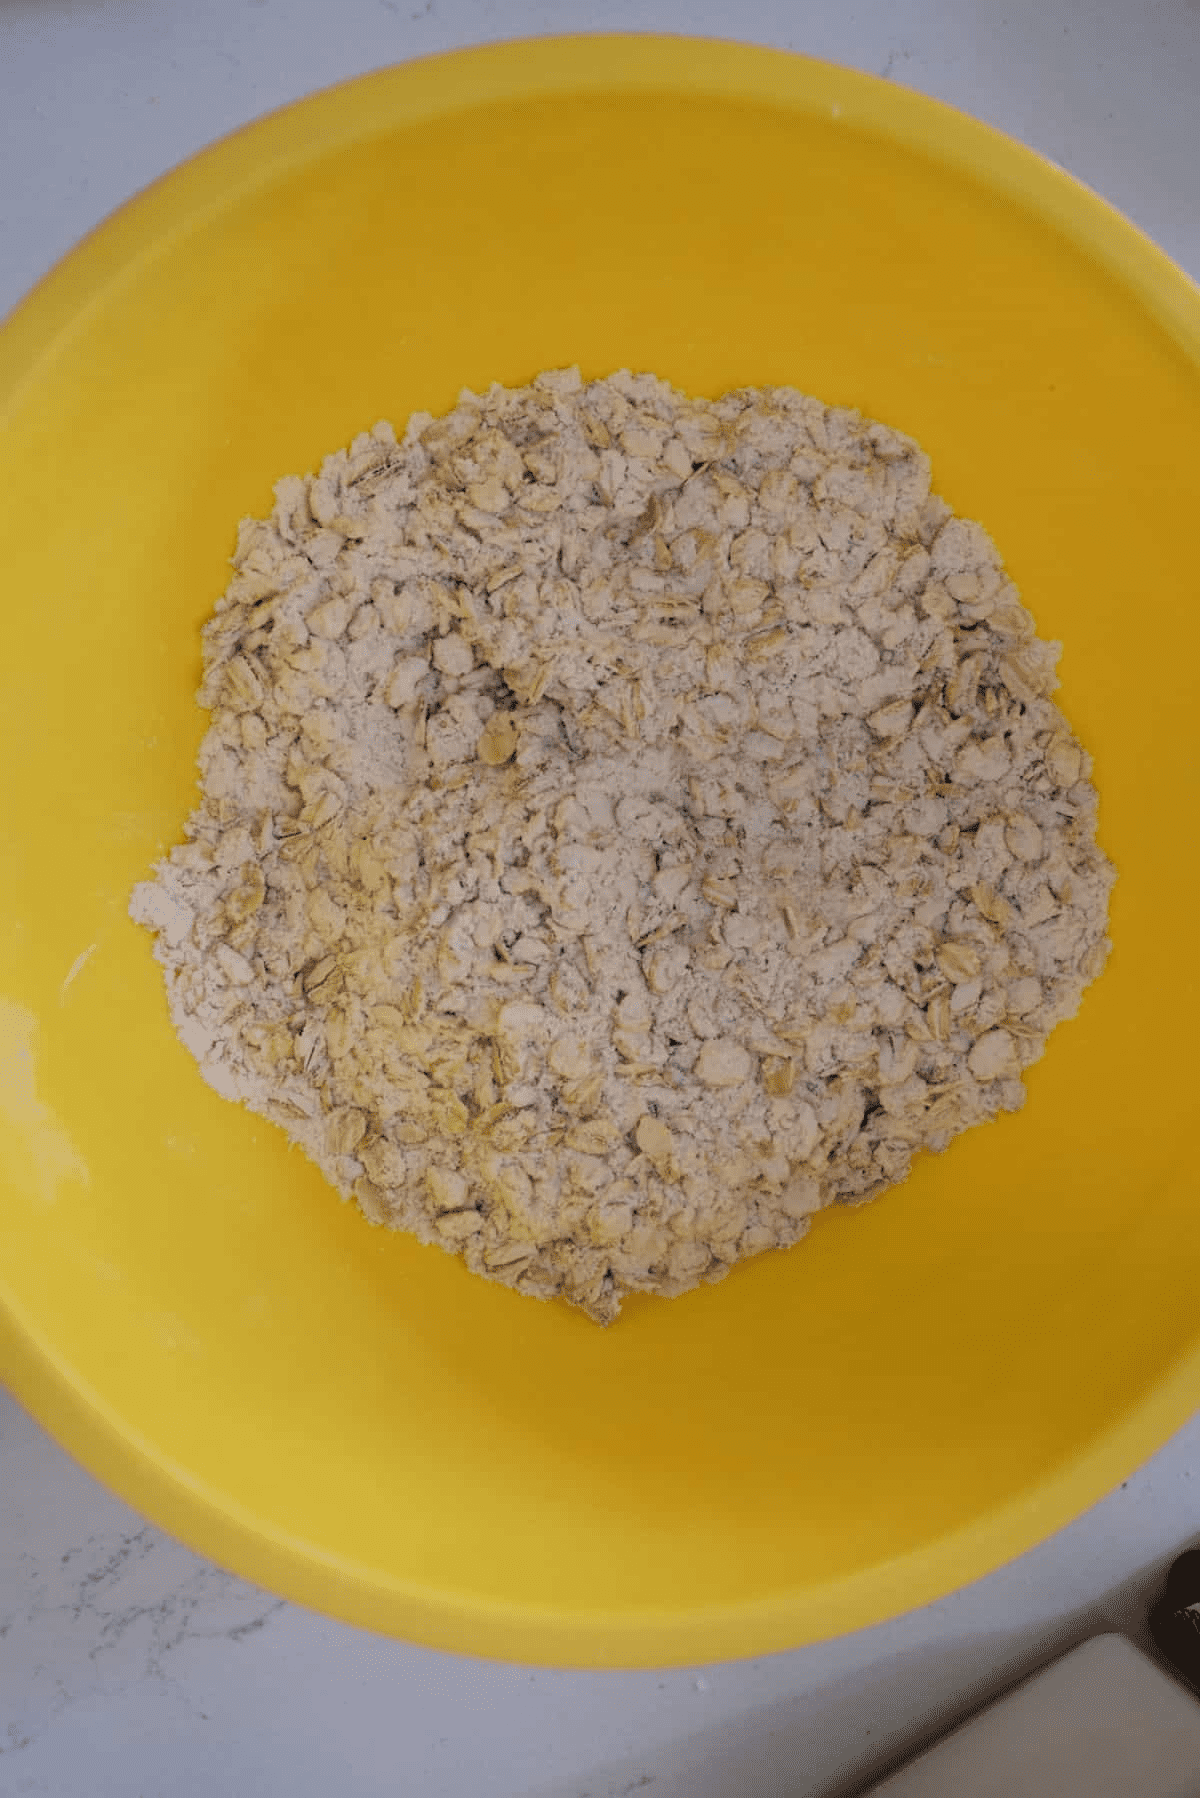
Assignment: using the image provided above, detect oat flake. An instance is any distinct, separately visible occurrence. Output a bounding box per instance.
[131,369,1115,1322]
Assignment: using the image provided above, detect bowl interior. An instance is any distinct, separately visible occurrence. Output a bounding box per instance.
[2,39,1199,1665]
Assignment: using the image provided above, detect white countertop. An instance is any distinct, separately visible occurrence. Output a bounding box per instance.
[2,3,1199,1793]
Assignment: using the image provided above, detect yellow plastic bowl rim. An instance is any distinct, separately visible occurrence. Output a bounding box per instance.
[2,36,1199,1667]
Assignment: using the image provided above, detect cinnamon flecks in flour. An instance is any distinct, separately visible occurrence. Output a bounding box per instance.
[131,369,1115,1322]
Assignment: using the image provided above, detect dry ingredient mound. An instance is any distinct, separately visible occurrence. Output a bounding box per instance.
[132,368,1115,1323]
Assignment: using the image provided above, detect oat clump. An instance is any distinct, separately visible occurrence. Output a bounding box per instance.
[132,369,1114,1322]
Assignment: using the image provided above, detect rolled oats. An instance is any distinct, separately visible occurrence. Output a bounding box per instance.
[131,369,1115,1323]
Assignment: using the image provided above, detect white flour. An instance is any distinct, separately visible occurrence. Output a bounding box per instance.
[132,369,1114,1321]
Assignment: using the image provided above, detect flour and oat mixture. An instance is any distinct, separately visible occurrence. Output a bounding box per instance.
[132,369,1114,1322]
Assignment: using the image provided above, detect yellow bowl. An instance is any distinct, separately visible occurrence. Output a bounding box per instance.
[2,37,1199,1668]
